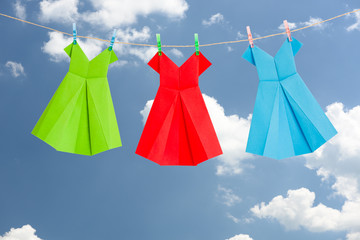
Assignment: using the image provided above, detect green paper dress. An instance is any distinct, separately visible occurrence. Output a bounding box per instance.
[32,42,122,155]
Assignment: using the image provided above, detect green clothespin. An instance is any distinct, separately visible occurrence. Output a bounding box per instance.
[194,33,199,55]
[156,34,162,56]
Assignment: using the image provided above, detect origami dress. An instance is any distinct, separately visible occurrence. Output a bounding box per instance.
[136,52,222,165]
[32,42,122,155]
[242,38,337,159]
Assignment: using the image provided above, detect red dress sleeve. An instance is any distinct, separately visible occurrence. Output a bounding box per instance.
[148,53,160,73]
[198,51,212,76]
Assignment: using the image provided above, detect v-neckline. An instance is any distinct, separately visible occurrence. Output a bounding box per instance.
[75,44,110,62]
[253,38,290,59]
[161,51,199,68]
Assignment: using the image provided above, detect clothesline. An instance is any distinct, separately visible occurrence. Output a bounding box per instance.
[0,9,359,48]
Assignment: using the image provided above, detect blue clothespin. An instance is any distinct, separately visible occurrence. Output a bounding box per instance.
[73,23,77,45]
[108,29,116,51]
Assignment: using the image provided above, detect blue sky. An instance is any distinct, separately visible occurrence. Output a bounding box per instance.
[1,0,360,240]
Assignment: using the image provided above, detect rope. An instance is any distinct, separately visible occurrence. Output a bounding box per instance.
[0,8,359,48]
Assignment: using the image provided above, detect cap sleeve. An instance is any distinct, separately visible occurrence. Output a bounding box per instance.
[242,46,256,66]
[64,43,74,58]
[148,52,160,73]
[198,52,212,76]
[290,37,303,56]
[110,50,118,64]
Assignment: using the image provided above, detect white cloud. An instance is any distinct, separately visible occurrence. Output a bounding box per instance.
[114,26,156,63]
[140,99,154,125]
[251,188,343,232]
[346,10,360,32]
[169,48,184,58]
[202,13,225,26]
[301,17,327,29]
[5,61,25,78]
[277,17,327,32]
[42,32,105,62]
[226,213,241,223]
[0,225,42,240]
[278,21,297,30]
[251,188,360,236]
[39,0,79,23]
[347,232,360,240]
[128,47,157,63]
[250,103,360,239]
[227,46,234,52]
[218,185,241,207]
[139,94,254,175]
[82,0,189,28]
[305,103,360,200]
[117,27,151,43]
[225,234,254,240]
[203,95,254,175]
[236,31,246,39]
[14,0,26,19]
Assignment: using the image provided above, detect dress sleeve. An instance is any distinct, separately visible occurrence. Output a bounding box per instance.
[64,43,74,58]
[198,52,212,76]
[242,46,256,66]
[110,50,118,64]
[148,52,160,73]
[290,37,303,56]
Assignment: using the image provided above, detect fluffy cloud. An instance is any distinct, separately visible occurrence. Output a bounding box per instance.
[82,0,189,28]
[114,26,156,63]
[42,32,105,62]
[169,48,184,58]
[0,225,42,240]
[251,103,360,239]
[251,188,360,235]
[202,13,225,26]
[218,185,242,207]
[140,99,154,125]
[346,10,360,32]
[117,27,151,43]
[203,95,254,175]
[302,17,327,29]
[236,31,246,39]
[277,17,327,32]
[278,21,297,30]
[251,188,343,231]
[305,103,360,199]
[139,94,254,175]
[39,0,79,23]
[225,234,254,240]
[5,61,25,78]
[13,0,26,19]
[226,212,240,223]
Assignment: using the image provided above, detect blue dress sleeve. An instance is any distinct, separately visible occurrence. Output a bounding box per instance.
[242,46,256,66]
[290,38,303,56]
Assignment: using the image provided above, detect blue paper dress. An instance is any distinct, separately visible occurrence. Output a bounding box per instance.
[242,38,337,159]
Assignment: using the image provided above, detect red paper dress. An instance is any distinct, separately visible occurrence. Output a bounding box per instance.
[136,51,223,165]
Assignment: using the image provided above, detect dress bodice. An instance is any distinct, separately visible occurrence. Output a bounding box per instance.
[242,38,303,81]
[64,43,118,78]
[148,51,212,90]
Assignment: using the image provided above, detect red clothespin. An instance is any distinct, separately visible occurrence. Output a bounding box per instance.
[246,26,254,48]
[283,20,292,42]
